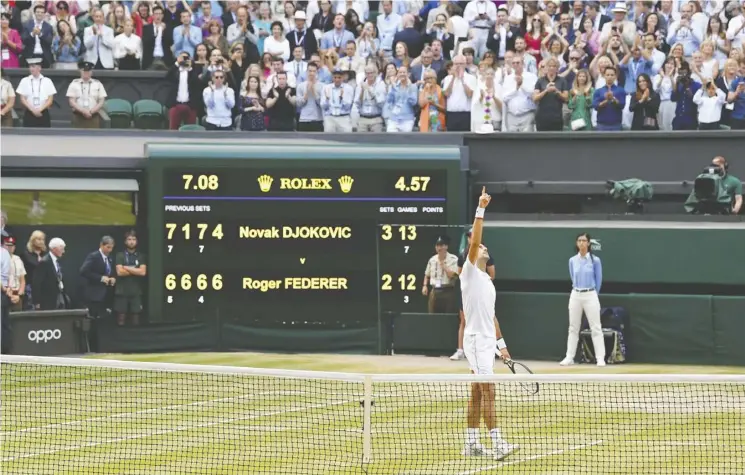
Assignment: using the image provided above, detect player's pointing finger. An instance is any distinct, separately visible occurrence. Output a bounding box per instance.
[482,186,486,195]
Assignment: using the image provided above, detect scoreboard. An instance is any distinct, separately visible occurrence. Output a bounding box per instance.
[146,144,463,328]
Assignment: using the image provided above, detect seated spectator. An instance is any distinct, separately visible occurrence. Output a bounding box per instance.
[295,62,325,131]
[385,65,418,132]
[672,61,701,130]
[202,70,235,130]
[338,40,364,80]
[592,66,626,131]
[264,21,290,61]
[265,70,296,130]
[1,12,22,68]
[142,5,173,70]
[195,0,222,38]
[167,52,202,130]
[22,3,53,68]
[1,69,15,128]
[501,55,537,132]
[131,1,152,38]
[419,68,446,132]
[226,6,257,47]
[173,10,202,58]
[67,61,107,128]
[321,67,354,131]
[567,69,594,131]
[533,57,569,131]
[203,19,229,58]
[356,21,380,60]
[726,59,745,130]
[51,19,81,69]
[629,73,660,130]
[321,13,355,57]
[83,9,115,70]
[114,19,142,70]
[16,56,56,127]
[239,75,266,131]
[107,3,128,36]
[694,78,727,129]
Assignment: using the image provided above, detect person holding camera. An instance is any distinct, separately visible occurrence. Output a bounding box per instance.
[713,156,743,215]
[167,52,202,129]
[693,78,727,129]
[671,60,702,130]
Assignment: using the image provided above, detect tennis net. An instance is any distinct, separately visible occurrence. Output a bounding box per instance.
[1,355,744,474]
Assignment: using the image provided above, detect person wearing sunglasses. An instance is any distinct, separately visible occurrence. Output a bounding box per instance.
[202,70,236,130]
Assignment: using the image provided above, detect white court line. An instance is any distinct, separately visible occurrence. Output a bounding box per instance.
[456,439,604,475]
[2,398,354,462]
[1,390,307,438]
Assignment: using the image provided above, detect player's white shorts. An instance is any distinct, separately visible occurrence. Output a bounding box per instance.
[463,334,496,375]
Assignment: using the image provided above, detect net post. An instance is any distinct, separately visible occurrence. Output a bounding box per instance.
[362,375,373,464]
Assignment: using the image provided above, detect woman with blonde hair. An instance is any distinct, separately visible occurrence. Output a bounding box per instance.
[21,230,47,309]
[567,69,593,131]
[418,69,446,132]
[715,58,739,127]
[392,41,411,69]
[699,41,720,81]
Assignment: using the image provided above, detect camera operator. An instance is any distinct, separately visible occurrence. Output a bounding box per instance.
[713,156,743,215]
[672,61,702,131]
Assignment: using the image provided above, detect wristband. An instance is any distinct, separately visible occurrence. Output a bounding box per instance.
[475,207,485,219]
[496,338,507,350]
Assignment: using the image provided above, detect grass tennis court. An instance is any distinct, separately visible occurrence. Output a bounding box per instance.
[2,353,744,474]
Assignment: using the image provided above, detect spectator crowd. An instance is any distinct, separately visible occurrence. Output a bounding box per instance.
[1,0,745,132]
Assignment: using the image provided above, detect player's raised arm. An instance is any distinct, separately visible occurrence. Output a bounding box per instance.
[467,187,491,265]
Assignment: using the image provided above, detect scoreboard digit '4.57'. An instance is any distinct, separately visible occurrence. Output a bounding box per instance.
[146,143,463,326]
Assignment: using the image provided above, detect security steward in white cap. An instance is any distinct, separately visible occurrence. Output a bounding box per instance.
[15,55,56,127]
[422,235,459,314]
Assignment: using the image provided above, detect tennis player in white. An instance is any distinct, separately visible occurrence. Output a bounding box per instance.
[461,187,519,461]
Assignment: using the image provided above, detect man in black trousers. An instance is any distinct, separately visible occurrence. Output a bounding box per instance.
[80,236,116,320]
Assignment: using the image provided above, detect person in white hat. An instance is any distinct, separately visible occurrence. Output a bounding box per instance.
[15,56,56,128]
[599,2,636,47]
[287,10,319,60]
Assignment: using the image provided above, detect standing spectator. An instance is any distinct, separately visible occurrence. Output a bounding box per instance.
[419,68,446,132]
[592,66,626,131]
[1,12,21,68]
[15,57,56,128]
[286,45,308,81]
[22,3,53,68]
[599,3,636,47]
[726,3,745,52]
[279,1,297,34]
[295,62,324,131]
[716,58,738,127]
[694,78,726,130]
[131,1,152,37]
[240,75,266,131]
[641,32,666,74]
[32,237,69,311]
[726,58,745,130]
[167,52,201,129]
[3,236,25,312]
[471,66,501,133]
[221,0,240,30]
[142,5,173,70]
[80,236,116,320]
[486,6,519,63]
[114,18,142,70]
[513,36,537,74]
[568,69,594,131]
[114,230,146,327]
[254,2,274,55]
[203,69,235,130]
[502,55,537,131]
[107,3,128,36]
[672,60,701,130]
[376,0,401,60]
[356,21,379,60]
[173,9,202,58]
[67,61,107,128]
[355,63,385,132]
[1,245,12,354]
[83,8,115,70]
[653,57,677,130]
[385,65,418,132]
[344,9,363,38]
[0,69,14,128]
[321,68,354,131]
[464,0,497,59]
[226,5,257,47]
[629,73,660,130]
[321,13,355,56]
[393,13,425,60]
[287,10,318,60]
[443,54,476,131]
[51,19,81,69]
[163,0,185,31]
[264,20,290,61]
[20,230,46,309]
[311,0,334,35]
[263,56,296,94]
[532,57,569,131]
[195,0,221,37]
[666,3,702,58]
[266,70,296,130]
[204,20,229,57]
[0,0,23,32]
[524,14,548,67]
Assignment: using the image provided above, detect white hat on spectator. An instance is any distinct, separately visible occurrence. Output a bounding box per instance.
[611,2,628,13]
[294,11,306,21]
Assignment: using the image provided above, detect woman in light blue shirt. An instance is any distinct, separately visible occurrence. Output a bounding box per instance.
[52,20,82,70]
[385,66,418,132]
[561,233,606,367]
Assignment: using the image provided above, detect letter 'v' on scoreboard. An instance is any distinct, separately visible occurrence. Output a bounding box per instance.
[146,143,463,326]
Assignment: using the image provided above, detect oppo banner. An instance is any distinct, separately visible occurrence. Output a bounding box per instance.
[9,310,87,356]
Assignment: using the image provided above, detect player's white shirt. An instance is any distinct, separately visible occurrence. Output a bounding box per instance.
[460,257,496,337]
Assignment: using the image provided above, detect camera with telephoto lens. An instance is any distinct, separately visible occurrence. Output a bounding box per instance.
[684,166,731,215]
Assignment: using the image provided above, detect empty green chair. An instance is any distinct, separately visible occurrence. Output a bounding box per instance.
[104,98,133,129]
[133,99,165,129]
[179,124,206,131]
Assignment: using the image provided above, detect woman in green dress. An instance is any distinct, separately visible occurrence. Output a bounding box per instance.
[567,69,594,131]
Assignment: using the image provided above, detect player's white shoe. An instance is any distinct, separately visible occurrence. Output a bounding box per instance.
[461,442,488,456]
[493,441,520,461]
[450,349,465,361]
[559,357,574,366]
[596,360,606,367]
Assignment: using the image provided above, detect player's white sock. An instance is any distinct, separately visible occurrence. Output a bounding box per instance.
[466,428,480,445]
[490,428,503,444]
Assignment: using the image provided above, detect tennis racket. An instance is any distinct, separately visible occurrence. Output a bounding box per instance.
[502,357,540,395]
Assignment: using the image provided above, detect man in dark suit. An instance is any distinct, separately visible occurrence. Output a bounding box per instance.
[286,10,318,60]
[583,1,611,33]
[32,237,70,310]
[486,6,520,62]
[21,3,54,67]
[79,235,116,319]
[392,13,425,59]
[166,52,204,129]
[142,5,174,70]
[221,0,239,29]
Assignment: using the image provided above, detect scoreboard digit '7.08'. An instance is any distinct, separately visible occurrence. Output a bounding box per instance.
[145,144,463,326]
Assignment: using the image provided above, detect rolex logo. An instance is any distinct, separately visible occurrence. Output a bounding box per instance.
[338,176,354,194]
[257,175,274,193]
